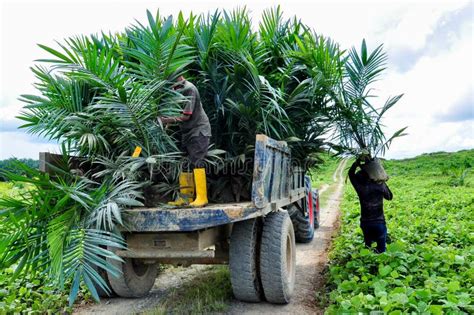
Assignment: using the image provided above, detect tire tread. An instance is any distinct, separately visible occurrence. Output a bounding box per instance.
[229,219,262,302]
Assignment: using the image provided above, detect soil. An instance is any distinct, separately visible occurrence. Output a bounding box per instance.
[74,160,347,315]
[73,265,212,314]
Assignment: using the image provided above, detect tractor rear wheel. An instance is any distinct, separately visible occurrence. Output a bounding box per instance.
[229,218,263,302]
[106,257,158,297]
[260,211,296,304]
[288,203,314,243]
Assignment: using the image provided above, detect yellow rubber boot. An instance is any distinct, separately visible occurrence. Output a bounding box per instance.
[168,172,194,206]
[189,168,208,207]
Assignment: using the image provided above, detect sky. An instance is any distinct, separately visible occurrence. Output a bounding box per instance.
[0,0,473,160]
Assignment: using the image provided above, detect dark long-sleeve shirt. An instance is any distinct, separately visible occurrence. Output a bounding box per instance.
[349,161,393,225]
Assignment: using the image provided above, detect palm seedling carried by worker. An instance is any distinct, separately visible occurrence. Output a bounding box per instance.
[334,40,406,253]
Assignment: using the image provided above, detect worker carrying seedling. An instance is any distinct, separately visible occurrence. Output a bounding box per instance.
[348,158,393,253]
[159,76,212,207]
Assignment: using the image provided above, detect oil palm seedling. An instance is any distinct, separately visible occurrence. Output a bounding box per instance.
[332,39,407,159]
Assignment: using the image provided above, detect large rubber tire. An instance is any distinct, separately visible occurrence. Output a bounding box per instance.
[229,218,263,302]
[260,211,296,304]
[313,189,321,229]
[288,203,314,243]
[106,257,158,298]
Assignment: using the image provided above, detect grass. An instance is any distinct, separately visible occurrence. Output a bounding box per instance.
[311,153,342,190]
[322,149,474,313]
[0,182,28,199]
[147,266,232,314]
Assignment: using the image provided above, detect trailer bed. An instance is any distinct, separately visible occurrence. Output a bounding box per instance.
[124,202,260,232]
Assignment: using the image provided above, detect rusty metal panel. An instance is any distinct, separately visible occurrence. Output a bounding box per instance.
[126,232,198,251]
[271,150,282,201]
[124,202,261,232]
[252,135,271,208]
[118,227,230,264]
[252,135,291,212]
[115,249,215,259]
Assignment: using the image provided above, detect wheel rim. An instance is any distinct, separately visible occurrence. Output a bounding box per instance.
[131,259,148,277]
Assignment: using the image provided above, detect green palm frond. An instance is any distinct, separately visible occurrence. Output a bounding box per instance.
[332,39,405,157]
[0,162,137,305]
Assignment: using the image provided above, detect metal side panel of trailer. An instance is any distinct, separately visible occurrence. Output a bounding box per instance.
[124,134,306,232]
[124,202,257,232]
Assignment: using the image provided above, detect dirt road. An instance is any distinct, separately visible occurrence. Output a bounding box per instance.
[75,160,347,315]
[228,159,347,315]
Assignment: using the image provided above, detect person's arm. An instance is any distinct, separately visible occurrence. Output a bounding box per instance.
[159,85,195,124]
[160,115,190,124]
[382,182,393,200]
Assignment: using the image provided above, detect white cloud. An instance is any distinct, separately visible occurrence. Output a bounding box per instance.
[375,1,469,53]
[0,0,472,160]
[381,21,473,158]
[0,132,59,159]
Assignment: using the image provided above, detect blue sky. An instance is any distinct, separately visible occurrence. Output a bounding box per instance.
[0,0,473,160]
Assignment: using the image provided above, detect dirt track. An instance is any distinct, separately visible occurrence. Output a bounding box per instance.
[75,160,347,315]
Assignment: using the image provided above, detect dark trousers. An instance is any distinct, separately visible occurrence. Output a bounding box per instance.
[183,135,209,169]
[360,223,387,253]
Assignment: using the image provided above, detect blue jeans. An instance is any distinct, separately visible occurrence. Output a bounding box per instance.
[361,223,387,253]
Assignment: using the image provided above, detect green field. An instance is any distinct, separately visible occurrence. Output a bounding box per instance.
[311,153,342,189]
[323,150,474,313]
[0,182,25,199]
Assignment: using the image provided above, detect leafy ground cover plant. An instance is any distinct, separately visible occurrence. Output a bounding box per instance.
[0,267,71,313]
[0,183,74,313]
[323,149,474,313]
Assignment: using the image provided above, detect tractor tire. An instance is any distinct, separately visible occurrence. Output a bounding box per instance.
[260,211,296,304]
[288,203,314,243]
[313,189,321,229]
[229,218,263,302]
[106,257,158,298]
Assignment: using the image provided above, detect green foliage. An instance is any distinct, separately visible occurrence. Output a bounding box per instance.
[0,184,72,313]
[310,153,341,189]
[17,6,356,171]
[0,182,23,199]
[324,149,474,313]
[0,159,39,181]
[0,268,70,313]
[0,161,141,306]
[332,39,406,158]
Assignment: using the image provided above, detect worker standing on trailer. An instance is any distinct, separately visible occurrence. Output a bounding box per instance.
[348,158,393,253]
[159,76,212,207]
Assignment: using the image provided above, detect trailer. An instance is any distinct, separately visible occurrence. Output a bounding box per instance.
[40,134,320,304]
